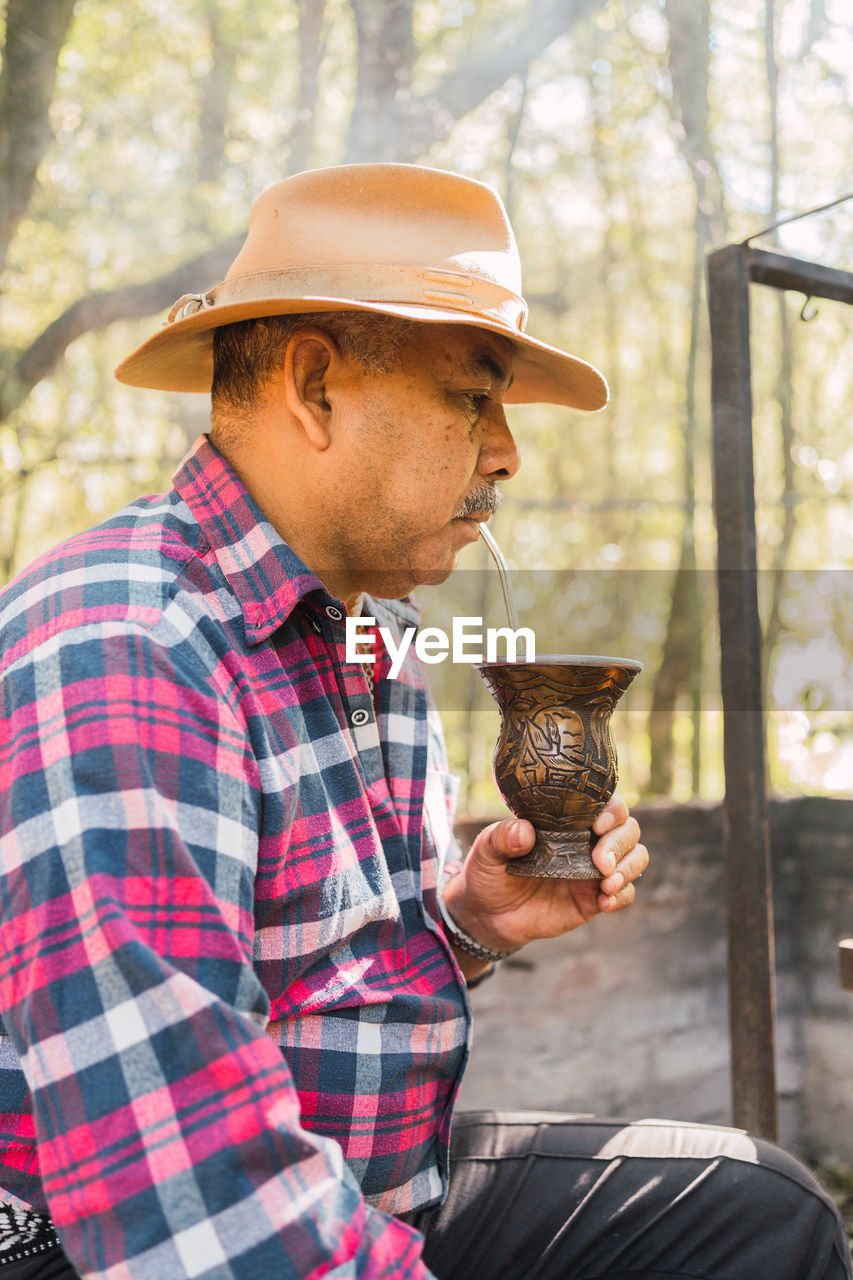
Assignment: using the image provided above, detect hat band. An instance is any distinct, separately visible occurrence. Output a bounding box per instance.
[170,264,529,333]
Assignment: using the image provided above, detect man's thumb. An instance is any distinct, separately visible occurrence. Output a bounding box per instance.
[479,818,536,861]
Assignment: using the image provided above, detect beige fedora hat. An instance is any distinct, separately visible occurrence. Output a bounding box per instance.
[115,163,608,410]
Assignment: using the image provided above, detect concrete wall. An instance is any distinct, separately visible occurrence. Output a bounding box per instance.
[454,797,853,1163]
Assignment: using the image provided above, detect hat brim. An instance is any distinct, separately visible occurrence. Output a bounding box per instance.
[114,296,609,411]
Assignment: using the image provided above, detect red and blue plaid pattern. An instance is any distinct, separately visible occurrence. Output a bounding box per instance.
[0,436,470,1277]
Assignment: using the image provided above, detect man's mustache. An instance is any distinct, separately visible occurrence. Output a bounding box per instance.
[454,484,502,519]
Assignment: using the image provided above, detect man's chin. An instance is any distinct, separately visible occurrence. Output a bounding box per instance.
[410,567,455,590]
[410,547,469,590]
[360,557,457,600]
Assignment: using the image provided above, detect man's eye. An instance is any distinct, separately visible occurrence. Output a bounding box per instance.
[462,392,489,412]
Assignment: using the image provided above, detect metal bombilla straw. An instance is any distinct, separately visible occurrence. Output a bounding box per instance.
[478,523,521,632]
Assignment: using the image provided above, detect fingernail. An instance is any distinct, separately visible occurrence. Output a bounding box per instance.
[596,812,615,833]
[511,820,525,847]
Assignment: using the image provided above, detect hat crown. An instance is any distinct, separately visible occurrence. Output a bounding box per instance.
[225,163,523,294]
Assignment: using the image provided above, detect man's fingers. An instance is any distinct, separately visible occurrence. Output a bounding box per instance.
[592,788,629,835]
[598,841,649,897]
[598,879,637,913]
[473,811,646,903]
[591,814,642,878]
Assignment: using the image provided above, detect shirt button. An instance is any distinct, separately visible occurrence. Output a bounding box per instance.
[325,604,343,622]
[351,708,370,727]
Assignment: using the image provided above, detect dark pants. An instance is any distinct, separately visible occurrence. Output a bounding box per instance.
[0,1251,73,1280]
[5,1112,850,1278]
[402,1112,853,1280]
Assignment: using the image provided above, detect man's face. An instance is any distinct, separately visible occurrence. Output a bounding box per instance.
[324,322,521,601]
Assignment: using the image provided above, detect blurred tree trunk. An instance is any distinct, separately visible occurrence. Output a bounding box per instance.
[762,0,796,687]
[647,234,703,794]
[763,295,795,670]
[196,0,237,181]
[589,71,619,477]
[502,67,529,226]
[290,0,328,174]
[647,0,724,794]
[798,0,828,58]
[346,0,415,162]
[0,0,77,281]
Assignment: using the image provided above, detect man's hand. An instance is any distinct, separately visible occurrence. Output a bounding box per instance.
[443,791,648,962]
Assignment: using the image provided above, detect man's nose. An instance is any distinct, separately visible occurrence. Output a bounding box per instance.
[477,406,521,481]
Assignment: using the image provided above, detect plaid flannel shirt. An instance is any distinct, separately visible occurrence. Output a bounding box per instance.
[0,436,471,1278]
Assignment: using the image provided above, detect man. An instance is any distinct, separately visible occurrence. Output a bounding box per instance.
[0,164,848,1279]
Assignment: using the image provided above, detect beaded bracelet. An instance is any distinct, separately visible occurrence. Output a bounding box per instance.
[437,879,518,963]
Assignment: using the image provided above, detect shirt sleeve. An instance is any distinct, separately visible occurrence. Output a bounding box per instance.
[0,618,434,1279]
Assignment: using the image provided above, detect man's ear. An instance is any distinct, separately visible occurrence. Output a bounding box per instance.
[282,327,341,449]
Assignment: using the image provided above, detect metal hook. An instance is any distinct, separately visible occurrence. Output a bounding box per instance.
[799,296,818,322]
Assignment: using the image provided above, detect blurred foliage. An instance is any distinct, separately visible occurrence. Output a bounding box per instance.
[1,0,851,810]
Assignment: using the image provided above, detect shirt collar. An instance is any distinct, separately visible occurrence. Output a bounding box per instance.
[173,435,419,643]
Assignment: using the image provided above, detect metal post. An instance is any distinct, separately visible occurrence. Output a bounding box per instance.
[707,243,779,1139]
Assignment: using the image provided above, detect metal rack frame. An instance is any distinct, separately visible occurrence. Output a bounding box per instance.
[707,244,853,1138]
